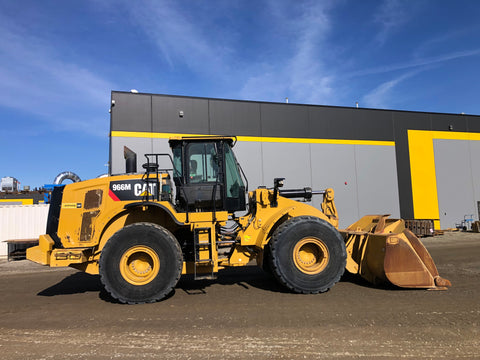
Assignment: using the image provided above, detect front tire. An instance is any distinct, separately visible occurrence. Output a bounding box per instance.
[268,216,346,294]
[99,223,182,304]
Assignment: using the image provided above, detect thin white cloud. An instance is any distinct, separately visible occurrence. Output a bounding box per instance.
[120,0,338,105]
[287,2,333,104]
[0,14,113,137]
[99,0,338,105]
[124,1,232,76]
[412,27,478,59]
[239,69,288,102]
[346,49,480,78]
[373,0,411,45]
[362,70,421,108]
[240,1,335,105]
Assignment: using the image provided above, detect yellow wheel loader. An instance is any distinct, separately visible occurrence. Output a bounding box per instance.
[27,136,450,304]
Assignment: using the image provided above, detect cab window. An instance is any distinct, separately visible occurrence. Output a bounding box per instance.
[186,143,218,183]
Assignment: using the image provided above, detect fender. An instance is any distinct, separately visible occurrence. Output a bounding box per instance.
[125,202,185,226]
[95,203,186,255]
[68,204,188,275]
[241,195,330,247]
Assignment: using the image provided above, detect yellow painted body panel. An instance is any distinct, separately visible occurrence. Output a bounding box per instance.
[26,173,331,276]
[26,234,54,265]
[25,134,338,280]
[26,172,234,275]
[238,188,333,249]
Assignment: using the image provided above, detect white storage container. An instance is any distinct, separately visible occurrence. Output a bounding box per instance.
[0,205,49,257]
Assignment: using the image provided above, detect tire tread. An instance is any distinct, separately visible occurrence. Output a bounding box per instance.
[268,216,346,294]
[99,222,183,304]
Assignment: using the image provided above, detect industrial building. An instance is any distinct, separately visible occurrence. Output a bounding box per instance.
[1,177,19,192]
[109,91,480,229]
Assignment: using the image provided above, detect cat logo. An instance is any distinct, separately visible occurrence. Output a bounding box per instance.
[109,180,158,201]
[134,183,156,197]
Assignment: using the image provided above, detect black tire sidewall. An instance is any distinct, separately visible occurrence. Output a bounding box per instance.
[270,216,346,293]
[100,223,182,304]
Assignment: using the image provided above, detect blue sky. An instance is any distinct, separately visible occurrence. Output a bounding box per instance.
[1,0,479,189]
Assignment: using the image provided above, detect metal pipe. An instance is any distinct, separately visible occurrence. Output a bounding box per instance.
[279,187,313,201]
[53,171,81,185]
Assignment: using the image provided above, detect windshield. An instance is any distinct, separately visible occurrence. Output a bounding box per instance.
[224,144,245,198]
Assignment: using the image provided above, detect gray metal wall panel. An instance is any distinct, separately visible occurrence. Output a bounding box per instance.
[309,107,394,141]
[111,93,152,132]
[310,144,359,227]
[392,111,431,219]
[434,139,477,228]
[151,138,174,171]
[355,145,400,218]
[109,91,480,225]
[309,107,352,140]
[152,96,209,134]
[233,141,264,192]
[111,136,153,175]
[110,91,480,138]
[469,141,480,219]
[431,113,467,132]
[260,103,310,138]
[261,142,312,189]
[209,100,261,136]
[467,116,480,132]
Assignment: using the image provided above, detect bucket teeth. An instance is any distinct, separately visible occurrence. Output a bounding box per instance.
[434,276,452,288]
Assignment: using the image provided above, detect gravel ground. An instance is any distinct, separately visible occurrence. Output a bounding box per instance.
[0,231,478,359]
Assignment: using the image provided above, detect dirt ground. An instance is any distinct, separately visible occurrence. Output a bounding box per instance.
[0,232,478,359]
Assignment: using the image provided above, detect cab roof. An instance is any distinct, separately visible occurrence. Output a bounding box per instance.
[168,135,236,147]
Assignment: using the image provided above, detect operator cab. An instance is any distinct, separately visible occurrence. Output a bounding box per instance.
[169,137,247,213]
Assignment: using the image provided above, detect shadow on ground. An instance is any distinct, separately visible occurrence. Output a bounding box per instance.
[36,272,117,302]
[35,266,289,302]
[38,272,103,296]
[177,266,288,295]
[35,265,397,303]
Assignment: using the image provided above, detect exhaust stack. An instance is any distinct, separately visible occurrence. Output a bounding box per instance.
[124,146,137,174]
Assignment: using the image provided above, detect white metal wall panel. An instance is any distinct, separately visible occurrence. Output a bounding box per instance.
[0,205,49,257]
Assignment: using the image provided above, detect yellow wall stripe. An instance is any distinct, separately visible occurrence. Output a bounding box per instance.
[0,199,34,205]
[111,131,395,147]
[408,130,480,229]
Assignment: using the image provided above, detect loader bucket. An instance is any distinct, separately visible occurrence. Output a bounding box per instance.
[340,215,451,290]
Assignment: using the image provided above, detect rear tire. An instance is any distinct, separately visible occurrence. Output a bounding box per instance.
[99,223,182,304]
[268,216,346,293]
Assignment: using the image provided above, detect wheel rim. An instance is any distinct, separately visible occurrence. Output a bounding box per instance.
[120,246,160,285]
[293,237,329,275]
